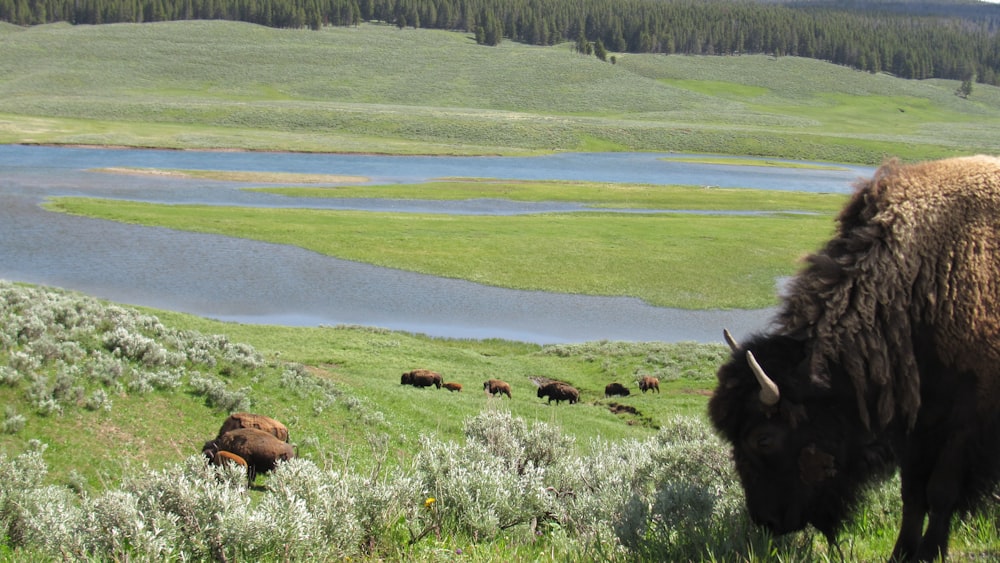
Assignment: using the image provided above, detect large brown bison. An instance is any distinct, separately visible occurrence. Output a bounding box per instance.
[483,379,511,398]
[537,382,579,405]
[709,156,1000,562]
[604,382,630,397]
[638,376,659,393]
[401,369,442,388]
[217,412,289,442]
[205,428,295,485]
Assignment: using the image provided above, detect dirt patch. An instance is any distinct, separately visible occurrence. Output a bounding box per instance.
[608,402,639,416]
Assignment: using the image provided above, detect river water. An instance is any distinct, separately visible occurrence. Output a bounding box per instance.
[0,145,874,344]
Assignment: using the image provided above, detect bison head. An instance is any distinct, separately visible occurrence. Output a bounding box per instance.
[709,331,896,542]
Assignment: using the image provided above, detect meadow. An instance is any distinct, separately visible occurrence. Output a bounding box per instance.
[4,18,1000,562]
[0,20,999,162]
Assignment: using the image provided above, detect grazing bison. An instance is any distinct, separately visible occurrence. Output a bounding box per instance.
[709,156,1000,562]
[217,412,289,442]
[537,382,579,405]
[206,428,295,485]
[443,382,463,392]
[638,376,659,393]
[604,382,630,397]
[401,369,442,388]
[483,379,512,398]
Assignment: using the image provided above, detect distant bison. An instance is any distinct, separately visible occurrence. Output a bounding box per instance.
[538,382,579,405]
[443,382,463,392]
[217,412,289,442]
[605,382,630,397]
[401,369,442,388]
[483,379,512,398]
[205,428,295,485]
[638,376,660,394]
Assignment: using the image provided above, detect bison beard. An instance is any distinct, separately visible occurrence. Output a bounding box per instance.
[709,156,1000,562]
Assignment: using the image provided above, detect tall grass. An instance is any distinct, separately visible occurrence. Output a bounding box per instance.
[1,21,999,161]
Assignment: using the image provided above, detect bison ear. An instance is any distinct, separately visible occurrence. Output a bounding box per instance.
[798,444,837,484]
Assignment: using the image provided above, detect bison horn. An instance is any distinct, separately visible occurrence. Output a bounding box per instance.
[746,350,780,406]
[723,328,739,352]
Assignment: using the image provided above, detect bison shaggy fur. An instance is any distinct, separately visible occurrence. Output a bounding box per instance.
[709,156,1000,562]
[217,412,289,442]
[604,382,630,397]
[401,369,442,388]
[206,428,295,485]
[483,379,511,398]
[638,376,659,393]
[537,382,579,405]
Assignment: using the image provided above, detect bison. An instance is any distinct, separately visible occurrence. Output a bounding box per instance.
[217,412,289,442]
[604,382,630,397]
[708,156,1000,562]
[537,382,579,405]
[443,382,463,392]
[205,428,295,485]
[401,369,442,388]
[638,376,659,393]
[483,379,511,398]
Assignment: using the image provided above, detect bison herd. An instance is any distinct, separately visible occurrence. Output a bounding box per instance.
[401,369,661,407]
[203,374,662,487]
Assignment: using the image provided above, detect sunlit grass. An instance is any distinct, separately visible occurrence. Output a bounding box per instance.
[47,193,838,309]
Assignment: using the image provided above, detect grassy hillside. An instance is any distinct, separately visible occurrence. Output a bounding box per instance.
[0,21,999,162]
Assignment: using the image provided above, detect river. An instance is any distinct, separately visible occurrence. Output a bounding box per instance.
[0,145,874,344]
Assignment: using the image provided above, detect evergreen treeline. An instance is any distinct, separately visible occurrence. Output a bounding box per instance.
[2,0,999,85]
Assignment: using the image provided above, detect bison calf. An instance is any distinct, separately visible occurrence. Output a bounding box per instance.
[443,382,463,392]
[203,443,251,486]
[483,379,512,398]
[538,382,579,405]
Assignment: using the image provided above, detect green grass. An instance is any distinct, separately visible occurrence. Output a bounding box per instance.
[46,190,839,309]
[0,21,999,162]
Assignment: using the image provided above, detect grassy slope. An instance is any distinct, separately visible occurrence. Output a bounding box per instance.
[0,21,998,162]
[0,291,725,488]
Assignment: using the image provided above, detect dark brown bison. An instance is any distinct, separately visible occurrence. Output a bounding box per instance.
[205,428,295,485]
[217,412,289,442]
[638,376,659,393]
[709,156,1000,562]
[483,379,511,398]
[604,382,630,397]
[537,382,579,405]
[401,369,442,388]
[443,382,463,392]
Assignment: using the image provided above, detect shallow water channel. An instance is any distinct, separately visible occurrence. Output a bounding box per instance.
[0,145,873,344]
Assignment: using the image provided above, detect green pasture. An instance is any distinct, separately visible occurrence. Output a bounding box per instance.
[1,21,999,161]
[46,182,841,310]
